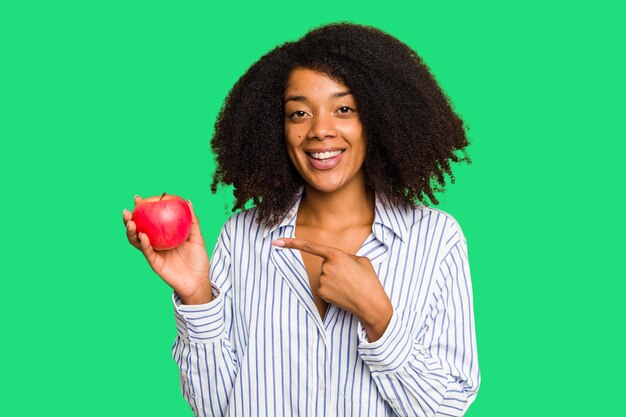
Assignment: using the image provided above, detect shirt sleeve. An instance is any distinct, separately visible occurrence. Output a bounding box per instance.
[357,239,480,417]
[171,221,238,417]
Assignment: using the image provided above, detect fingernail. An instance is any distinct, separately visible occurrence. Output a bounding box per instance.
[138,232,143,240]
[123,209,128,215]
[187,200,193,207]
[272,239,285,247]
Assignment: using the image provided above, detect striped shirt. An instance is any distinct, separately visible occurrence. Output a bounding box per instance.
[172,191,480,416]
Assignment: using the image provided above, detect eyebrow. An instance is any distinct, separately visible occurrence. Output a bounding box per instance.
[285,91,352,103]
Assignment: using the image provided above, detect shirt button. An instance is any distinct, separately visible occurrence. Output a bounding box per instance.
[319,382,325,390]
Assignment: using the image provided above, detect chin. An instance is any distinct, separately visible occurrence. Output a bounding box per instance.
[304,177,347,194]
[310,184,342,193]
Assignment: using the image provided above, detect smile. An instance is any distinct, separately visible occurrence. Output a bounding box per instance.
[308,150,344,160]
[305,149,345,170]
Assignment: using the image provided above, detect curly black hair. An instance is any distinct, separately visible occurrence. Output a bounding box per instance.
[211,22,471,227]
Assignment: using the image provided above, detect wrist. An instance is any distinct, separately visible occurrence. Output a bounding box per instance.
[357,293,393,342]
[178,280,214,305]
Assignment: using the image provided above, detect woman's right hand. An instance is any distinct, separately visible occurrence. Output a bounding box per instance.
[123,195,213,304]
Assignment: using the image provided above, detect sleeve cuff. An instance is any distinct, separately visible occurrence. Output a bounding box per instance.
[172,282,225,343]
[357,308,414,374]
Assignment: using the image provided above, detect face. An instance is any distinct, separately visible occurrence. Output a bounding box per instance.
[284,68,366,194]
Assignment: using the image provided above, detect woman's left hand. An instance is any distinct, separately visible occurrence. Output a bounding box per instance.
[273,238,393,341]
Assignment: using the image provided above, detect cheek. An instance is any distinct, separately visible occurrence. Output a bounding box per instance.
[283,138,301,168]
[284,128,305,154]
[284,125,297,145]
[346,127,366,155]
[353,138,367,170]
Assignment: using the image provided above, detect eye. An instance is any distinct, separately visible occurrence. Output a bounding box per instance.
[337,106,355,114]
[287,110,308,119]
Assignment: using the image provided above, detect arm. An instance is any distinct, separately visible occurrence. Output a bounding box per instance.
[171,223,239,417]
[272,234,480,415]
[123,198,238,416]
[357,240,480,417]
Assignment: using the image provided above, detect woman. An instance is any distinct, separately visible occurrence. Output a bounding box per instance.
[123,22,480,417]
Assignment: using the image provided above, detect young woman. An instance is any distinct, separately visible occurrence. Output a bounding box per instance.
[123,23,480,417]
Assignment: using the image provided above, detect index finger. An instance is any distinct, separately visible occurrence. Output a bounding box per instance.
[272,238,342,259]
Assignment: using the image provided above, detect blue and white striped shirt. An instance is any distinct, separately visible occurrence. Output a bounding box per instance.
[172,192,480,416]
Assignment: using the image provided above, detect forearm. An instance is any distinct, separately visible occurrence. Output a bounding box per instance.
[172,289,238,417]
[367,349,476,417]
[173,337,237,417]
[356,290,393,342]
[357,308,479,417]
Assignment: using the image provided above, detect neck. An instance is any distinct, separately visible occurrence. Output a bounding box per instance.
[298,179,375,230]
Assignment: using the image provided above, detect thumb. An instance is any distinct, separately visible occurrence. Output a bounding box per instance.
[137,231,160,271]
[186,200,205,243]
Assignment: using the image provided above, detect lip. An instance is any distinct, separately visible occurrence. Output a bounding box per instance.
[306,149,345,170]
[305,147,345,153]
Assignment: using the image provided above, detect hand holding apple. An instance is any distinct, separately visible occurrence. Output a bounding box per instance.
[131,192,192,250]
[123,194,213,304]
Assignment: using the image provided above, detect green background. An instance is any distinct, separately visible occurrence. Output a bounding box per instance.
[2,1,624,415]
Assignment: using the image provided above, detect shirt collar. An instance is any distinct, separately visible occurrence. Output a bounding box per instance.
[373,192,408,243]
[262,188,303,238]
[262,187,408,243]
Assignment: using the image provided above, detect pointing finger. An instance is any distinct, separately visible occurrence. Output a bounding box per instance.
[272,238,342,259]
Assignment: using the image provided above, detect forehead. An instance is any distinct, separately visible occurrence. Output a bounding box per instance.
[284,68,351,98]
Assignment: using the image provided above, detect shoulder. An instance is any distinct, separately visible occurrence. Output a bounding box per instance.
[402,204,467,253]
[212,207,265,256]
[221,206,266,237]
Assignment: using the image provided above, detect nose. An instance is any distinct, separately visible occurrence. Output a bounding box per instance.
[307,113,337,140]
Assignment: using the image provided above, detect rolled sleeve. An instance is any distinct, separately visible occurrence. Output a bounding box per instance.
[357,308,414,374]
[173,282,225,343]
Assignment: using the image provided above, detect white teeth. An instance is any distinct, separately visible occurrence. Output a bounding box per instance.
[310,150,343,160]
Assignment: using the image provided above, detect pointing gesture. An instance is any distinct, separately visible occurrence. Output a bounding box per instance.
[275,238,344,260]
[273,238,393,341]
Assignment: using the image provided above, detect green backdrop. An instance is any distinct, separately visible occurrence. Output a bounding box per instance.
[2,1,624,416]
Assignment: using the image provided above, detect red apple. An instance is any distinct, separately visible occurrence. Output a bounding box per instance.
[132,192,192,250]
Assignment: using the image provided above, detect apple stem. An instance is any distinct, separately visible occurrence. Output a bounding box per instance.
[160,192,166,201]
